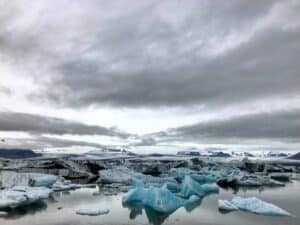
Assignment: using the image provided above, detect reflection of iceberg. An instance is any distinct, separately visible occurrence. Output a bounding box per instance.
[184,195,203,212]
[144,206,172,225]
[123,195,203,225]
[1,201,48,220]
[218,197,291,216]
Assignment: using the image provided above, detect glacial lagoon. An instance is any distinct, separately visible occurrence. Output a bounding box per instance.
[1,181,299,225]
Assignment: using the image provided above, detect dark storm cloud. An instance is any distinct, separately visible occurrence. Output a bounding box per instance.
[166,110,300,141]
[2,0,299,108]
[0,112,130,138]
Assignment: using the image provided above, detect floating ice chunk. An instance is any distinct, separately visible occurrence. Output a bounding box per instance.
[185,195,201,205]
[180,176,219,198]
[0,186,52,209]
[52,179,77,191]
[270,173,291,182]
[11,186,52,202]
[168,168,197,181]
[143,186,185,213]
[165,182,181,193]
[98,166,175,185]
[190,174,216,184]
[29,173,58,187]
[218,200,238,211]
[219,197,291,216]
[76,207,109,216]
[0,190,27,209]
[123,181,185,213]
[0,171,57,188]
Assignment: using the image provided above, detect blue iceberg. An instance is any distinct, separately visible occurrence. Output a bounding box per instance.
[180,175,219,198]
[123,181,185,213]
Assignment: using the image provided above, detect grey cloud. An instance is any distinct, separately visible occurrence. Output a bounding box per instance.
[0,112,130,138]
[167,110,300,141]
[2,1,299,109]
[46,0,298,108]
[0,86,11,96]
[1,1,300,151]
[0,135,104,150]
[132,137,157,147]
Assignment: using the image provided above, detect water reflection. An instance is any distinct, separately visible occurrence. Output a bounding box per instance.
[1,201,47,220]
[123,196,204,225]
[221,184,288,195]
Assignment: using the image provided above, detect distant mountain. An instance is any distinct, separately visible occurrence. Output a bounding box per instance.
[288,152,300,160]
[0,148,42,159]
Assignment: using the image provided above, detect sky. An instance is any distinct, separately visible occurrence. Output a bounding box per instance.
[0,0,300,154]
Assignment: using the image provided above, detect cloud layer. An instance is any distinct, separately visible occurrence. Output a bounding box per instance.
[0,112,130,138]
[0,0,300,151]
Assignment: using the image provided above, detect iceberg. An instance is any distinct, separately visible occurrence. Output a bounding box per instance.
[218,200,239,211]
[270,173,291,182]
[76,207,109,216]
[218,197,291,216]
[168,168,197,181]
[123,174,219,214]
[0,190,27,209]
[123,181,185,213]
[0,186,52,209]
[0,171,57,188]
[180,175,219,198]
[52,179,77,191]
[217,173,285,188]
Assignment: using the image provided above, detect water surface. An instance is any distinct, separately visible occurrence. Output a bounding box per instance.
[1,181,299,225]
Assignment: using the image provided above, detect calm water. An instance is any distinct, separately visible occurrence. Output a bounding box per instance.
[1,181,300,225]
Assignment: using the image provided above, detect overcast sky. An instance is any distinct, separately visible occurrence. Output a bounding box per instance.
[1,0,300,153]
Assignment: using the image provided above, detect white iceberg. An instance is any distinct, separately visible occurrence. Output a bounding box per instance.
[0,186,52,209]
[0,171,57,188]
[76,207,109,216]
[0,190,27,209]
[52,179,77,191]
[218,197,291,216]
[218,200,239,211]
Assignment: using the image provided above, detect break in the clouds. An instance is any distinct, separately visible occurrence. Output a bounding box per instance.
[0,0,300,152]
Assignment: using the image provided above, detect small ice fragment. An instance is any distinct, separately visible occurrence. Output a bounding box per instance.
[76,207,110,216]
